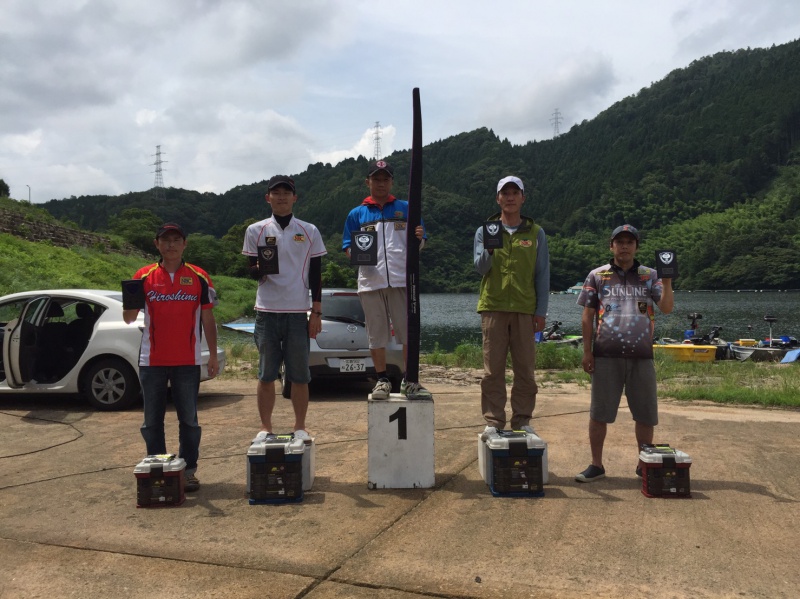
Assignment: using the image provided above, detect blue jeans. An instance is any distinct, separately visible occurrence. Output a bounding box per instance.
[139,365,202,473]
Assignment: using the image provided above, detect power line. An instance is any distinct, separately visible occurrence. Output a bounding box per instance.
[550,108,563,138]
[372,121,382,160]
[151,145,167,201]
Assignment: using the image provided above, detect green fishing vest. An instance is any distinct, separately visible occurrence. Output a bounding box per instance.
[477,216,540,314]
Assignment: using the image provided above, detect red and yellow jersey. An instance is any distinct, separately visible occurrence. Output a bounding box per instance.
[132,261,216,366]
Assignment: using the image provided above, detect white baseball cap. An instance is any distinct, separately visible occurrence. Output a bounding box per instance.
[497,176,524,193]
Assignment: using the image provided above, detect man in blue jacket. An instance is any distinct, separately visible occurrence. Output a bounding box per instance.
[342,160,429,399]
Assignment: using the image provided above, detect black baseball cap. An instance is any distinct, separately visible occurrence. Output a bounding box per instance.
[611,224,640,242]
[267,175,296,193]
[155,223,186,239]
[367,160,394,177]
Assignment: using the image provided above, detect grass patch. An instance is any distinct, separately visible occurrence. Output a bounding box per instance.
[0,233,259,324]
[538,369,590,386]
[423,340,483,368]
[655,355,800,408]
[419,342,800,408]
[218,337,260,380]
[536,342,583,370]
[422,340,584,371]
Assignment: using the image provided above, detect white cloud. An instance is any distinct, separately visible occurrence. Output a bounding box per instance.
[313,125,397,167]
[135,110,159,127]
[2,130,43,156]
[477,52,618,142]
[0,0,798,203]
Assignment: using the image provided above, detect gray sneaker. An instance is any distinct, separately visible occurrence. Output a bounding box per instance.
[402,381,432,400]
[371,378,392,400]
[575,464,606,483]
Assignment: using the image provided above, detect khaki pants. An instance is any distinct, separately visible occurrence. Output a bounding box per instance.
[358,287,408,348]
[480,311,538,429]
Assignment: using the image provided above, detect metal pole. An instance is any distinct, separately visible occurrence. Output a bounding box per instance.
[26,185,30,203]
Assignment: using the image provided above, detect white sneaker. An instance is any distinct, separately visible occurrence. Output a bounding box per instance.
[252,430,271,443]
[294,430,311,442]
[518,425,536,435]
[483,426,498,435]
[371,378,392,400]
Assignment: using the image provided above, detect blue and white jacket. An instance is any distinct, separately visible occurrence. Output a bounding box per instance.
[342,196,426,292]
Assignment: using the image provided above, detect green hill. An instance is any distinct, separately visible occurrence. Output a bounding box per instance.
[13,39,800,292]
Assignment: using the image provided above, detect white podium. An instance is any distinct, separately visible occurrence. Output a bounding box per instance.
[367,393,435,489]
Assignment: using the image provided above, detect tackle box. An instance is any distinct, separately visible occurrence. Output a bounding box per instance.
[247,434,315,504]
[639,444,692,498]
[134,454,186,508]
[478,430,548,497]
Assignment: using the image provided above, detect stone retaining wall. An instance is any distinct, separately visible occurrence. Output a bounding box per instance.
[0,208,143,255]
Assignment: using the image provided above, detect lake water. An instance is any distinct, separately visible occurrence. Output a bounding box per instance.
[220,291,800,352]
[420,291,800,351]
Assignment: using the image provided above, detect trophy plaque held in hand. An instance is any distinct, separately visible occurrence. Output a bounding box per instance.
[655,249,679,279]
[350,230,378,266]
[121,279,145,310]
[483,221,503,249]
[258,237,279,276]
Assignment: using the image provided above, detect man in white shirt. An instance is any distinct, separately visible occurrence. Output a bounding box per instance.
[242,175,326,441]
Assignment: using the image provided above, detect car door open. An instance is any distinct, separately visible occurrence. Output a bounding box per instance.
[2,296,49,388]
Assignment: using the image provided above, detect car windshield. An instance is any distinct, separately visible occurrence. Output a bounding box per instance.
[323,294,365,324]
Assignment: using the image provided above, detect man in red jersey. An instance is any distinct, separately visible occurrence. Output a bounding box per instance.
[123,223,219,492]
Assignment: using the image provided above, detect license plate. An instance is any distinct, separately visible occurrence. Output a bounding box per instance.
[340,359,366,372]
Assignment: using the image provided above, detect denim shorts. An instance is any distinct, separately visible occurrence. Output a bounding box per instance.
[253,311,311,384]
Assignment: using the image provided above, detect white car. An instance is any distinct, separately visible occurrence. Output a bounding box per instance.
[0,289,226,410]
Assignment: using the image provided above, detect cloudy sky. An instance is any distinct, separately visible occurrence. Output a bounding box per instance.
[2,0,799,203]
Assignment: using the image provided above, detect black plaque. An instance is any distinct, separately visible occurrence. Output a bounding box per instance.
[121,279,145,310]
[483,221,503,249]
[655,249,679,279]
[350,231,378,266]
[257,243,279,276]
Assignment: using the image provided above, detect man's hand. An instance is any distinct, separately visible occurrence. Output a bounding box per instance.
[582,352,594,375]
[308,312,322,339]
[533,315,545,333]
[206,354,219,379]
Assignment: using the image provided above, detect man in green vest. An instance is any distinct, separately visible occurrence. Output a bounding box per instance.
[473,176,550,434]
